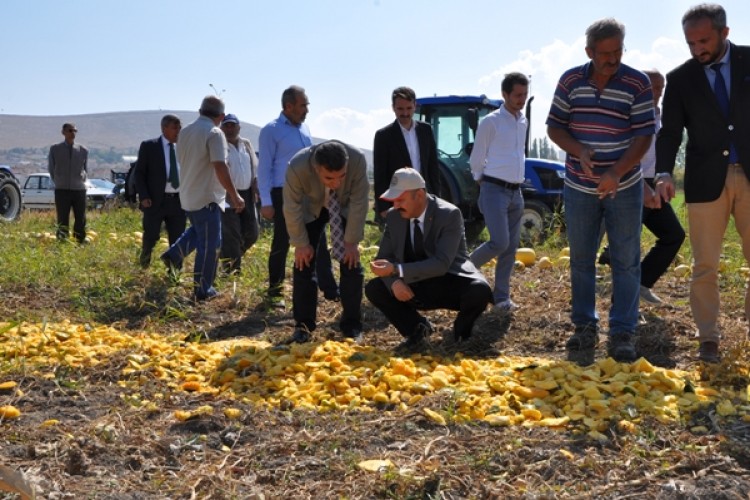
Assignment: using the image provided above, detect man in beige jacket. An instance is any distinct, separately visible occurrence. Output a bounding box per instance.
[282,140,369,344]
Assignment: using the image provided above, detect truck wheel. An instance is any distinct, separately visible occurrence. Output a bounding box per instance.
[0,171,22,222]
[520,199,552,246]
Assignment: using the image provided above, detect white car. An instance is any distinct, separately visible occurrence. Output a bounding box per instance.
[21,173,116,210]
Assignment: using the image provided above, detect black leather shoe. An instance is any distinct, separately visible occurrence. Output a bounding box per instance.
[344,330,363,344]
[285,328,311,344]
[323,289,341,302]
[698,341,720,363]
[394,322,432,355]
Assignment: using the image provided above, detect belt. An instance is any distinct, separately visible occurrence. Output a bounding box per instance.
[482,175,521,190]
[164,193,180,198]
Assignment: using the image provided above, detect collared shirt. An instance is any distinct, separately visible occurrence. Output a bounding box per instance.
[161,135,180,194]
[226,139,253,191]
[176,115,228,212]
[397,206,428,277]
[469,105,527,183]
[546,61,655,194]
[257,111,312,206]
[640,107,661,178]
[703,43,731,95]
[399,121,422,173]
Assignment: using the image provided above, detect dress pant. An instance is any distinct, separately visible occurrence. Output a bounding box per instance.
[641,178,685,288]
[365,273,492,339]
[164,203,221,300]
[268,187,338,297]
[54,189,87,242]
[140,194,187,266]
[688,164,750,342]
[220,188,259,273]
[292,209,363,335]
[469,182,524,304]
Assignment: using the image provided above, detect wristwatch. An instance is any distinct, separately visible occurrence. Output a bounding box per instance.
[654,172,672,182]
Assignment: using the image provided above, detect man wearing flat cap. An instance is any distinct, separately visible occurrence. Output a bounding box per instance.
[366,168,493,354]
[219,113,259,274]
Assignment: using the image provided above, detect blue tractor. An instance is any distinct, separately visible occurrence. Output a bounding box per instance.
[415,95,565,243]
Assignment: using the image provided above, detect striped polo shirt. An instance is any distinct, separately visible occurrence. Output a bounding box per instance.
[546,61,655,194]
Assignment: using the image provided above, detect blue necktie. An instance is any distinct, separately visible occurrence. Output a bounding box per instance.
[711,63,737,163]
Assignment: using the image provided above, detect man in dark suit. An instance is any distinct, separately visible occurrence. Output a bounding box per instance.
[373,86,441,222]
[135,114,187,268]
[655,4,750,363]
[366,168,492,354]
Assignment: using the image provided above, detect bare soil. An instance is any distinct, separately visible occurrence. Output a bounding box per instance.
[2,265,750,499]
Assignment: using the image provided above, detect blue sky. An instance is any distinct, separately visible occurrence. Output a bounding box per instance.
[2,0,749,149]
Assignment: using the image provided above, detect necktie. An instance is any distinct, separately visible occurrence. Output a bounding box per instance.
[168,143,179,189]
[327,189,345,261]
[413,219,425,260]
[711,63,737,163]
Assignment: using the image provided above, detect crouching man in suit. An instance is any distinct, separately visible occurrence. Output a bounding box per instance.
[366,168,493,354]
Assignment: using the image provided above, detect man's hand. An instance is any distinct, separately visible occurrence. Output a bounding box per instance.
[370,258,396,277]
[342,242,360,269]
[294,244,314,270]
[579,146,595,177]
[390,279,414,302]
[596,169,620,200]
[655,174,675,202]
[643,183,662,209]
[140,198,152,209]
[260,205,274,220]
[229,191,245,213]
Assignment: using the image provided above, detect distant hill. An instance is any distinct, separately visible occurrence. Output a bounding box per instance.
[0,111,372,179]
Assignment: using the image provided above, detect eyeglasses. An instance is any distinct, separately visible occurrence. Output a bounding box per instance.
[64,129,78,133]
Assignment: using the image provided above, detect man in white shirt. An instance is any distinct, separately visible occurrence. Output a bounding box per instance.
[469,72,529,312]
[219,113,259,274]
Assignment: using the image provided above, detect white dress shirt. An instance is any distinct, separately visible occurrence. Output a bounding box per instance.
[400,121,422,173]
[469,105,527,183]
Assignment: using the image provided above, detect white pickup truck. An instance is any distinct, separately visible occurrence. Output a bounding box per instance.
[21,173,116,210]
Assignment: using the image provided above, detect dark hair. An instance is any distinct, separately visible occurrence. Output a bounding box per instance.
[586,18,625,49]
[682,3,726,31]
[199,95,225,119]
[391,86,416,105]
[501,72,529,94]
[313,141,349,172]
[62,123,77,132]
[282,85,306,108]
[160,114,181,129]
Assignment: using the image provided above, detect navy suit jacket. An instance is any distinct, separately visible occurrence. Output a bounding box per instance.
[135,137,173,209]
[373,120,441,214]
[656,42,750,202]
[375,194,487,288]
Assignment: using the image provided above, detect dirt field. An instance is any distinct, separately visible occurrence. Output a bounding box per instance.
[2,264,750,499]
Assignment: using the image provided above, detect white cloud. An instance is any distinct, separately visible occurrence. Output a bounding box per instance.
[310,107,393,150]
[309,36,692,153]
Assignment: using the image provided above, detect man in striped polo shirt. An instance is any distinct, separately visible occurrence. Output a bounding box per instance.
[547,18,655,363]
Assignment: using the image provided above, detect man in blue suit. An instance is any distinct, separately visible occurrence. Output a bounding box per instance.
[656,4,750,363]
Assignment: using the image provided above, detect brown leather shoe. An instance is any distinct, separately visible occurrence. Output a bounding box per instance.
[698,341,720,363]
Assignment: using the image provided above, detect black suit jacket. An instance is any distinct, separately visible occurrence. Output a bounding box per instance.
[135,136,173,209]
[373,120,441,214]
[656,42,750,203]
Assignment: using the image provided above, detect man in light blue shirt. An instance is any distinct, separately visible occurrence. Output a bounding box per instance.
[258,86,337,307]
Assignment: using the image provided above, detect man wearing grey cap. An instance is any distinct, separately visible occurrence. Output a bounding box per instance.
[366,168,493,353]
[219,113,259,274]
